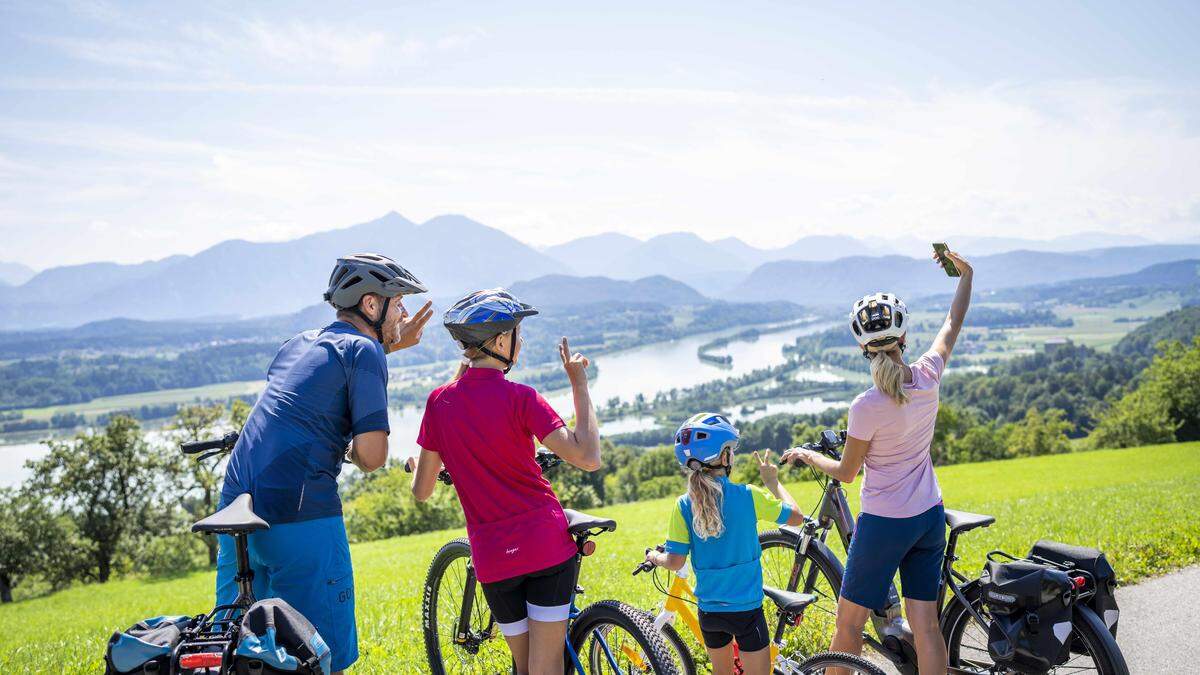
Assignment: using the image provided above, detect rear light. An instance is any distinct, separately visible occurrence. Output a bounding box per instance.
[180,652,223,669]
[1072,576,1087,590]
[582,540,597,556]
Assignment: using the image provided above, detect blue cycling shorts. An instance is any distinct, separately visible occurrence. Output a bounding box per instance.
[840,503,945,610]
[216,516,357,671]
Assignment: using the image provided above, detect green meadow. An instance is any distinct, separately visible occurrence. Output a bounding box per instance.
[2,442,1197,674]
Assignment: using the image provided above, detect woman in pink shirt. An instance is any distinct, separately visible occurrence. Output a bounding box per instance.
[407,289,601,675]
[783,250,973,674]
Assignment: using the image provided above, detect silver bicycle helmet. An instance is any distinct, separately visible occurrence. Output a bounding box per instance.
[849,292,907,357]
[324,253,426,341]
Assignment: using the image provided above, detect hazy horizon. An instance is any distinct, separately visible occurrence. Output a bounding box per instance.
[2,1,1198,268]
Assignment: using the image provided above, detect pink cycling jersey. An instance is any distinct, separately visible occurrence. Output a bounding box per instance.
[846,350,945,519]
[417,367,575,583]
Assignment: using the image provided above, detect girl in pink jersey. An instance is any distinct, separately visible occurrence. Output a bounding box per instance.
[783,250,973,675]
[408,289,601,675]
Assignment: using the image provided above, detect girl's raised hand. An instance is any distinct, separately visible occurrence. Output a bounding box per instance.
[559,336,590,385]
[754,450,779,486]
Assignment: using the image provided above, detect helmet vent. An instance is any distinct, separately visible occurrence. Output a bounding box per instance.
[341,275,362,289]
[695,431,708,440]
[369,270,391,283]
[896,313,903,327]
[852,323,862,336]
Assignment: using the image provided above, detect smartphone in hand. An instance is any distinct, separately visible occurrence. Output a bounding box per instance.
[933,242,960,277]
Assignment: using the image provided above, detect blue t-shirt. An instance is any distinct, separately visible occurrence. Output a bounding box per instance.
[221,321,390,525]
[664,477,793,612]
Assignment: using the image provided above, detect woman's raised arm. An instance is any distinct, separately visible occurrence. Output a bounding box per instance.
[930,250,973,365]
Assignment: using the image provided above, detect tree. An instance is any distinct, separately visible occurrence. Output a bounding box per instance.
[1005,408,1072,457]
[168,404,228,565]
[1089,337,1200,448]
[26,416,174,582]
[0,490,82,602]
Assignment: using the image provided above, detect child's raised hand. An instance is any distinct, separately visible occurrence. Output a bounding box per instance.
[754,450,779,486]
[559,337,590,385]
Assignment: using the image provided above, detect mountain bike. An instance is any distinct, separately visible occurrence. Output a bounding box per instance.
[411,453,680,674]
[108,431,323,674]
[757,429,1129,674]
[632,550,884,675]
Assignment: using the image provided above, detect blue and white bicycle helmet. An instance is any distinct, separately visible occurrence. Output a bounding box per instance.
[443,288,538,372]
[674,412,739,473]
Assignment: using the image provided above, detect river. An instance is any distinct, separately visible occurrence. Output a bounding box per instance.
[0,320,842,487]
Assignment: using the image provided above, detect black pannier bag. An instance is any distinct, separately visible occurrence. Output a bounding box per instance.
[1029,539,1119,642]
[980,559,1075,674]
[104,615,198,674]
[233,598,332,675]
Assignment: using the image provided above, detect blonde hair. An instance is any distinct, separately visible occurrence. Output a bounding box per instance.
[869,348,911,405]
[686,461,726,540]
[447,333,505,384]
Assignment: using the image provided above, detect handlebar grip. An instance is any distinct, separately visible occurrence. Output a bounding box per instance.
[181,439,224,454]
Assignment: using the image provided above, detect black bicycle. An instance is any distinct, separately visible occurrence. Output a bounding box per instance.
[409,453,680,674]
[757,429,1129,675]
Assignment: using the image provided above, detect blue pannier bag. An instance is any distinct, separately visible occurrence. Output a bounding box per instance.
[105,615,198,674]
[233,598,332,675]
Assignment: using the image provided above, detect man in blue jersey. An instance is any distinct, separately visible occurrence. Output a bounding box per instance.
[217,253,434,674]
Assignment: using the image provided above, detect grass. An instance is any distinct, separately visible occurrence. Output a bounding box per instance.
[15,381,266,421]
[1,443,1198,673]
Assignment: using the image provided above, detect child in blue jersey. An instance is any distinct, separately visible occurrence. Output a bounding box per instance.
[645,413,807,675]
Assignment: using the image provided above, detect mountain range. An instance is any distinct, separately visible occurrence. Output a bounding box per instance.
[0,211,1196,328]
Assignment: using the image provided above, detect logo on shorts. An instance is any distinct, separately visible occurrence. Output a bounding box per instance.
[505,547,519,555]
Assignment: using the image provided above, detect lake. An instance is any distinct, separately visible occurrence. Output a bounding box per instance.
[0,320,842,487]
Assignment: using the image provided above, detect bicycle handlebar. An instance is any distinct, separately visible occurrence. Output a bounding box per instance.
[787,429,846,465]
[180,431,239,456]
[632,545,665,576]
[404,451,563,486]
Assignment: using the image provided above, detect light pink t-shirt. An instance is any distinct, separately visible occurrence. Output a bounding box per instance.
[846,350,945,519]
[417,367,574,583]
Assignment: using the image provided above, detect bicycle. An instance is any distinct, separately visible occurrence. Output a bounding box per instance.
[109,431,324,674]
[410,452,681,674]
[632,550,884,675]
[757,429,1129,674]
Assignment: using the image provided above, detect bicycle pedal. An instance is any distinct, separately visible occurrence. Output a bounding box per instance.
[575,584,585,594]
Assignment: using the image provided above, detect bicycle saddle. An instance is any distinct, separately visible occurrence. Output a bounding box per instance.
[192,493,270,535]
[763,585,817,613]
[944,508,994,534]
[563,509,616,535]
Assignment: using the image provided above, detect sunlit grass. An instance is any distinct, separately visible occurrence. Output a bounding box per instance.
[1,443,1197,673]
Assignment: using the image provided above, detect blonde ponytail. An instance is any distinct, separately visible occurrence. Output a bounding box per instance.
[687,468,726,540]
[870,349,911,405]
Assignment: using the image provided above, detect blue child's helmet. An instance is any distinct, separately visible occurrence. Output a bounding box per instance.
[674,413,739,471]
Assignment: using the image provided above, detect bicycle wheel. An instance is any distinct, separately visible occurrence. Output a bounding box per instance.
[422,537,514,675]
[759,530,843,657]
[569,600,681,674]
[791,651,885,674]
[942,585,1130,675]
[658,621,698,675]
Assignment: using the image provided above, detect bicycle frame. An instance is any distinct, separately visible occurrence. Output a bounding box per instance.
[781,475,993,674]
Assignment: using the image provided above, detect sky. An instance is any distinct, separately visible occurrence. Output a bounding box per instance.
[1,1,1198,268]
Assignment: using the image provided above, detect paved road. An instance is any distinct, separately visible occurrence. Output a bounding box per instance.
[1116,565,1200,673]
[859,565,1200,673]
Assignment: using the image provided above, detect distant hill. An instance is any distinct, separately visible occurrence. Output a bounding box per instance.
[510,274,706,307]
[973,259,1200,306]
[0,262,35,286]
[1114,304,1200,360]
[544,233,642,275]
[733,246,1200,306]
[0,213,564,328]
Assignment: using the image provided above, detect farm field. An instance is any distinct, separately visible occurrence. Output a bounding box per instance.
[1,442,1197,673]
[14,380,266,421]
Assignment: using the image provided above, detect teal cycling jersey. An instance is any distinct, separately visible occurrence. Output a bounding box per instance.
[664,476,793,612]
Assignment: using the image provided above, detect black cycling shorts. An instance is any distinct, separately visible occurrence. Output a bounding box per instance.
[697,607,770,652]
[480,556,577,636]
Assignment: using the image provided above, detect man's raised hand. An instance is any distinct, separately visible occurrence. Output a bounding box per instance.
[390,300,434,353]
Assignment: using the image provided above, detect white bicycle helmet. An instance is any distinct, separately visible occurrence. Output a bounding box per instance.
[849,292,907,357]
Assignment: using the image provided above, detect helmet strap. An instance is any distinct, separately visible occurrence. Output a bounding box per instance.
[477,326,519,374]
[349,296,391,344]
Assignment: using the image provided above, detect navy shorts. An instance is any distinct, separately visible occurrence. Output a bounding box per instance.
[697,607,770,652]
[216,516,357,672]
[840,503,945,610]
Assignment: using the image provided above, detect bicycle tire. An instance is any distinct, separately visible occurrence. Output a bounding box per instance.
[941,583,1130,675]
[792,650,886,674]
[422,537,514,675]
[759,529,844,657]
[658,621,698,675]
[569,600,681,674]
